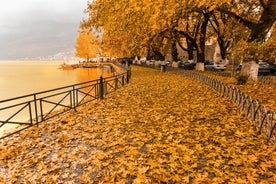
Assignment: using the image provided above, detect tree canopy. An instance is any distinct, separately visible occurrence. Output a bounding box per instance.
[78,0,275,63]
[75,29,99,61]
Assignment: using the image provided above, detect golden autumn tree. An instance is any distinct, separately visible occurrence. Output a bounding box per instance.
[216,0,276,64]
[75,29,99,61]
[81,0,233,62]
[81,0,275,67]
[240,33,276,62]
[81,0,172,59]
[218,0,276,42]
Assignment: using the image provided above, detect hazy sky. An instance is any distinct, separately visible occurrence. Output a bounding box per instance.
[0,0,88,60]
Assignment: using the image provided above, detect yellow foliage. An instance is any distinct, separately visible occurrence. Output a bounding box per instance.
[75,29,99,60]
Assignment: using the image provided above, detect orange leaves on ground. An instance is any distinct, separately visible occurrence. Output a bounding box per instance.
[0,66,276,183]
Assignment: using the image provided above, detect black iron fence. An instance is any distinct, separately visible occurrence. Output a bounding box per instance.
[258,76,276,86]
[0,66,131,139]
[206,71,276,87]
[178,71,276,143]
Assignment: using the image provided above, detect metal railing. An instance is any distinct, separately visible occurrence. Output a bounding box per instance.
[178,71,276,143]
[208,71,276,87]
[258,76,276,86]
[0,66,131,139]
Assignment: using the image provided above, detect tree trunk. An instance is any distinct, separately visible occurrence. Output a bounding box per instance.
[249,0,276,42]
[188,49,194,60]
[176,36,195,60]
[146,47,150,60]
[197,13,211,64]
[152,49,165,60]
[171,40,178,62]
[220,47,226,60]
[197,51,205,64]
[218,38,230,60]
[187,38,195,60]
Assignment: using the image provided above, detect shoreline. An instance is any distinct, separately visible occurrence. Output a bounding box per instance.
[59,62,115,70]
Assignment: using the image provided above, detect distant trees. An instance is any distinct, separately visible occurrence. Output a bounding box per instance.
[79,0,276,66]
[75,30,99,61]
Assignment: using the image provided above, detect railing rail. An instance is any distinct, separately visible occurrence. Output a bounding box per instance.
[177,70,276,143]
[258,76,276,86]
[206,71,276,87]
[0,64,130,139]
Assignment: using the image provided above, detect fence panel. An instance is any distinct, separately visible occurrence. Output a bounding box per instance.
[0,66,130,140]
[180,70,276,143]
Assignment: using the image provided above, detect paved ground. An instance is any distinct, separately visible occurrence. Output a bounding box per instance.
[0,66,275,183]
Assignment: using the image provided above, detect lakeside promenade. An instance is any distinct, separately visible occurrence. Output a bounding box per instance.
[0,66,275,183]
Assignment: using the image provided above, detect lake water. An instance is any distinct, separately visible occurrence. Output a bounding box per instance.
[0,60,112,100]
[0,60,113,136]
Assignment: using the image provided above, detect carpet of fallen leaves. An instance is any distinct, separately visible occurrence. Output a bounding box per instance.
[1,66,276,183]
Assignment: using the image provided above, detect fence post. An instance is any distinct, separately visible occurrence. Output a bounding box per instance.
[126,69,130,84]
[99,76,104,99]
[126,69,129,84]
[122,75,125,86]
[28,102,33,125]
[115,77,118,90]
[33,94,39,126]
[72,85,76,109]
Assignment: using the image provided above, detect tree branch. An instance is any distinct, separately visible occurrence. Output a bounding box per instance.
[176,38,188,52]
[177,30,198,50]
[260,0,267,9]
[218,8,257,30]
[210,15,219,35]
[225,41,230,50]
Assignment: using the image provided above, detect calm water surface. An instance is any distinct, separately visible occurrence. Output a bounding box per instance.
[0,60,113,136]
[0,60,112,100]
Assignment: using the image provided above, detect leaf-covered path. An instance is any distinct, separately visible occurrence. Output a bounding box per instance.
[1,66,275,183]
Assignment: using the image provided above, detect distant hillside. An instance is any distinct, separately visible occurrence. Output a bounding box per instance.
[19,49,79,61]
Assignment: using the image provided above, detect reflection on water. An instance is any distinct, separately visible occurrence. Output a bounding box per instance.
[0,60,114,136]
[76,67,112,84]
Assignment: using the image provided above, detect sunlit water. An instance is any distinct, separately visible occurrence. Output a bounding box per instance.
[0,60,113,136]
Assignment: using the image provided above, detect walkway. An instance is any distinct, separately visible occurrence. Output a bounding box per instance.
[0,66,275,183]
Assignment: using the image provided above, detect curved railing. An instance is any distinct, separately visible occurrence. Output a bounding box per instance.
[179,71,276,143]
[0,64,131,139]
[258,76,276,86]
[206,71,276,87]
